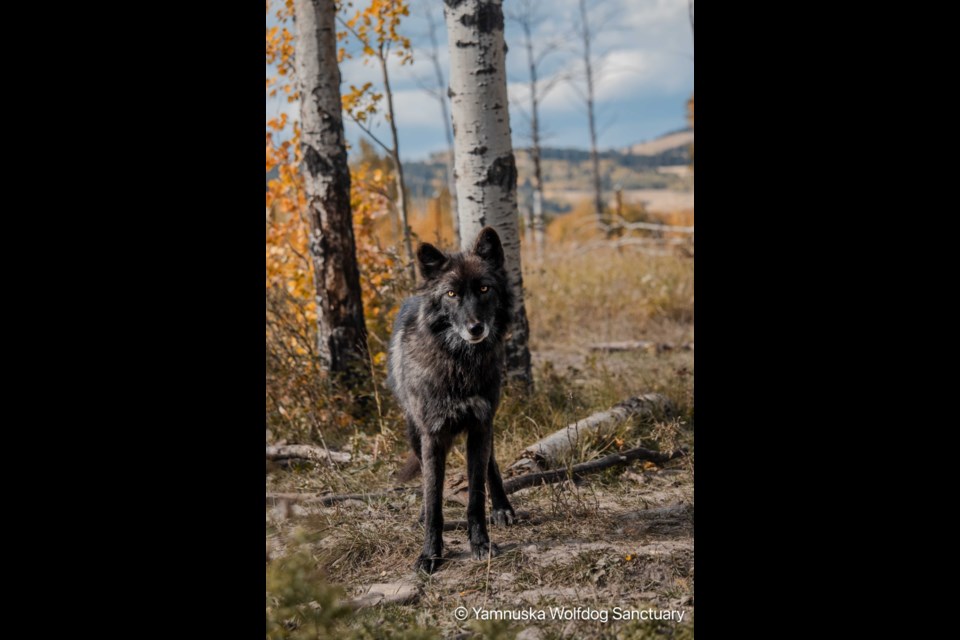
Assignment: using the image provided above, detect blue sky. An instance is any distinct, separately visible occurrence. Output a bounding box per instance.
[266,0,693,161]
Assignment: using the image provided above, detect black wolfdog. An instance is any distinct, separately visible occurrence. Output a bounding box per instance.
[387,227,517,573]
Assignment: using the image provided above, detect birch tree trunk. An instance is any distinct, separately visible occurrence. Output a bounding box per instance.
[521,16,545,260]
[425,8,460,246]
[294,0,369,381]
[378,47,415,282]
[578,0,605,229]
[444,0,533,386]
[532,189,543,258]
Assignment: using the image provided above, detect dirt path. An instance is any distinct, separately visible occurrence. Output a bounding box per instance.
[267,462,693,638]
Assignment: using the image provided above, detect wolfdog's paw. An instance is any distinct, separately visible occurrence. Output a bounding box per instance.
[413,553,444,574]
[471,540,501,560]
[490,507,516,527]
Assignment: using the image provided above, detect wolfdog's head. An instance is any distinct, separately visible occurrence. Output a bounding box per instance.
[416,226,513,348]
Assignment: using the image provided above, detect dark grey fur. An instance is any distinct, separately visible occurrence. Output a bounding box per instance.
[387,227,517,573]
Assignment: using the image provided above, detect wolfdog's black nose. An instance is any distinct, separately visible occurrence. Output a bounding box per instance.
[468,323,485,337]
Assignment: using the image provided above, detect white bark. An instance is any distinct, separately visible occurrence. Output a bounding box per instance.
[293,0,368,378]
[444,0,532,384]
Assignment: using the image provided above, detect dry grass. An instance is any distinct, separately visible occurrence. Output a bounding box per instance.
[525,245,693,349]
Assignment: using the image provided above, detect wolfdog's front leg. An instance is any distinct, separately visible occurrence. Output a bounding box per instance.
[414,434,446,573]
[467,425,500,560]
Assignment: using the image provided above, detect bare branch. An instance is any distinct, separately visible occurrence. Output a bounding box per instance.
[565,76,588,103]
[539,71,567,100]
[596,112,617,140]
[510,96,531,123]
[412,73,443,101]
[347,113,393,155]
[532,35,559,63]
[336,15,371,50]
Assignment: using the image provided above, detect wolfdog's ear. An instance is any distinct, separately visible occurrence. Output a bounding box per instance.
[473,226,504,269]
[417,243,448,280]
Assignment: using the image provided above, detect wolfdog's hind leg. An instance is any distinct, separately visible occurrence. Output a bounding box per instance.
[487,441,516,527]
[407,421,426,524]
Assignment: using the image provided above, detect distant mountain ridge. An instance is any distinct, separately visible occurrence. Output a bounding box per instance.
[267,128,693,200]
[622,129,694,156]
[406,128,693,199]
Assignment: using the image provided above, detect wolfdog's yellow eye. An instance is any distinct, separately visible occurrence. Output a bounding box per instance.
[480,286,489,293]
[447,290,457,297]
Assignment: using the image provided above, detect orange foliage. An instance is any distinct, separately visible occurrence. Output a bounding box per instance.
[342,0,412,62]
[339,0,413,126]
[265,0,298,102]
[405,193,457,251]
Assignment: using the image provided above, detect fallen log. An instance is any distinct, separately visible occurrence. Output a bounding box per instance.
[589,341,694,353]
[503,446,685,494]
[347,581,420,609]
[266,444,351,466]
[509,394,674,473]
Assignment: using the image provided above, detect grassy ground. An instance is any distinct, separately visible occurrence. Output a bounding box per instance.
[267,241,694,639]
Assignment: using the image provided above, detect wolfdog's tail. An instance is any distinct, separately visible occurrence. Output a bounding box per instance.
[393,453,421,482]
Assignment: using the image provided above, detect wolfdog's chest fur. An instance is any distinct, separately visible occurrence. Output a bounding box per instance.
[387,296,503,434]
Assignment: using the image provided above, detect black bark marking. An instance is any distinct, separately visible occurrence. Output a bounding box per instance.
[475,65,496,75]
[311,93,339,133]
[455,40,478,48]
[302,144,331,178]
[459,2,504,34]
[447,86,457,98]
[444,0,466,8]
[483,154,517,193]
[491,103,503,110]
[468,145,488,155]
